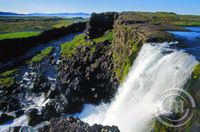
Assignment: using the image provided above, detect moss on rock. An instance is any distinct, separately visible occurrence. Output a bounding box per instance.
[0,69,18,77]
[0,77,15,88]
[60,31,114,58]
[193,63,200,79]
[30,46,53,63]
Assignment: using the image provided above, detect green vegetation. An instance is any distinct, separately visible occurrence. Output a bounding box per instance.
[193,63,200,79]
[0,69,18,88]
[119,12,200,27]
[52,20,72,28]
[114,42,140,82]
[60,31,113,58]
[0,31,40,40]
[173,21,200,27]
[30,46,53,63]
[93,31,113,43]
[0,69,18,77]
[0,16,87,34]
[0,77,15,88]
[112,25,142,81]
[60,34,92,57]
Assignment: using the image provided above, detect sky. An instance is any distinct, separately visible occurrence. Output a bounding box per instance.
[0,0,200,15]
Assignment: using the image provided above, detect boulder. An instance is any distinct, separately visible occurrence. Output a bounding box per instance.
[26,108,43,126]
[38,117,120,132]
[0,113,14,125]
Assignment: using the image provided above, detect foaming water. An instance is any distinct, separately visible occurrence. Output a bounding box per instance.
[77,42,198,132]
[0,115,29,131]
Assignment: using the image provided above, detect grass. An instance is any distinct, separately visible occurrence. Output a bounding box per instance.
[193,63,200,79]
[173,21,200,27]
[30,46,53,63]
[0,69,18,77]
[0,31,40,40]
[0,16,87,34]
[60,31,113,58]
[119,12,200,27]
[0,77,15,88]
[60,34,92,57]
[93,31,113,43]
[52,20,72,28]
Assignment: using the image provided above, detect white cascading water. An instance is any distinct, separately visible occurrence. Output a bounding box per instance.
[77,42,198,132]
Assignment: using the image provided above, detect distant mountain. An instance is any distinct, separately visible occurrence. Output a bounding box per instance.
[0,12,90,17]
[27,12,90,16]
[0,12,24,16]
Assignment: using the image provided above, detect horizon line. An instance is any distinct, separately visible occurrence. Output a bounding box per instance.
[0,10,200,16]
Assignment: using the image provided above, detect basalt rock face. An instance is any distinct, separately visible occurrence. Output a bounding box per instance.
[58,41,119,114]
[38,117,120,132]
[112,13,175,80]
[85,12,118,39]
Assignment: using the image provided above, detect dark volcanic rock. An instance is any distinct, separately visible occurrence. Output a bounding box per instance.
[85,12,118,39]
[38,117,120,132]
[41,101,61,121]
[58,41,119,114]
[0,113,14,125]
[26,108,43,126]
[0,95,21,112]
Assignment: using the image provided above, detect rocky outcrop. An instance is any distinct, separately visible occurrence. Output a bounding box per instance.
[112,13,175,81]
[58,41,119,114]
[85,12,118,39]
[38,117,120,132]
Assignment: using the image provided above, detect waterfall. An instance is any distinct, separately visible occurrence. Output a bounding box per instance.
[77,42,198,132]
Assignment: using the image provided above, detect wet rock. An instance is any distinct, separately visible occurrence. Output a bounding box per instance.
[19,126,35,132]
[0,96,21,112]
[8,126,21,132]
[46,84,60,99]
[8,126,35,132]
[38,117,120,132]
[41,101,61,120]
[0,113,14,125]
[26,108,43,126]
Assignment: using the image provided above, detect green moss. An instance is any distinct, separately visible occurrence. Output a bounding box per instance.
[193,63,200,79]
[112,25,142,82]
[0,31,40,40]
[0,69,18,77]
[0,77,15,88]
[60,32,113,58]
[60,34,92,57]
[30,46,53,63]
[93,31,113,43]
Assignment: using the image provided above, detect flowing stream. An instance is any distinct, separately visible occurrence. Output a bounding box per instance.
[0,33,80,131]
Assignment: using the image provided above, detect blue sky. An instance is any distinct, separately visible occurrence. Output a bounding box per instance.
[0,0,199,15]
